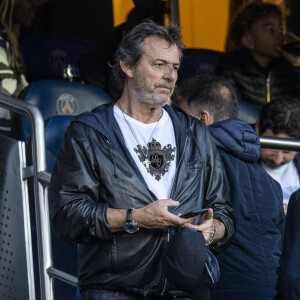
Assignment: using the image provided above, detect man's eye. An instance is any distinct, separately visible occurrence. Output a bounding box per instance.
[155,63,164,68]
[174,65,179,71]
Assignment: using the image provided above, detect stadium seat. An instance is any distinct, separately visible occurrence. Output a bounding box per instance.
[20,35,92,82]
[238,100,259,124]
[44,115,75,172]
[20,79,112,143]
[179,48,223,80]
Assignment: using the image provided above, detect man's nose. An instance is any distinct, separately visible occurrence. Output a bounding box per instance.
[272,150,284,164]
[163,64,177,81]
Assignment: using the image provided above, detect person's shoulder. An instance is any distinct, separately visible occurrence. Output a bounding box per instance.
[165,105,206,133]
[72,102,113,134]
[293,153,300,171]
[164,104,189,124]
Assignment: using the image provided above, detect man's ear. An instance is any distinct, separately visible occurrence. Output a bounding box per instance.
[241,33,255,50]
[255,119,259,134]
[120,61,134,78]
[197,109,212,126]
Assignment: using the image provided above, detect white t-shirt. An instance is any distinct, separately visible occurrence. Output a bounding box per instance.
[114,105,177,200]
[262,160,300,205]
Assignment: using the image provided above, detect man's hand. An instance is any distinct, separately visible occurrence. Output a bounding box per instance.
[284,31,300,44]
[277,31,300,67]
[107,199,193,232]
[183,208,225,245]
[134,199,194,229]
[277,47,300,67]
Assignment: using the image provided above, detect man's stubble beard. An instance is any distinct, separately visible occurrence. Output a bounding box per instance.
[131,74,174,107]
[261,158,286,169]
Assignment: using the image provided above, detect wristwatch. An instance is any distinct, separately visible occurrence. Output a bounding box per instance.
[123,208,139,233]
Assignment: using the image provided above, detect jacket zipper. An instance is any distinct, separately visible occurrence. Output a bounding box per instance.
[161,133,189,296]
[266,73,271,103]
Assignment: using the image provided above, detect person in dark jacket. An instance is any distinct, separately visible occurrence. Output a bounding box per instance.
[215,2,300,110]
[276,188,300,299]
[255,99,300,214]
[177,75,285,299]
[50,21,236,300]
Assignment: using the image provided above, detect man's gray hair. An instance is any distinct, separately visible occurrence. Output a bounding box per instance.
[113,20,183,84]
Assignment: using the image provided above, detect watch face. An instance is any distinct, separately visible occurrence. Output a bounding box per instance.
[123,221,139,233]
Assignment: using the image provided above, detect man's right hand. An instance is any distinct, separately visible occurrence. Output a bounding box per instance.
[107,199,193,232]
[133,199,194,229]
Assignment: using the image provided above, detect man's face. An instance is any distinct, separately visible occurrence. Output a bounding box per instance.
[246,15,283,58]
[260,129,297,169]
[130,36,180,106]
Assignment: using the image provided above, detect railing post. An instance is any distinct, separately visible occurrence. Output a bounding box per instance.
[0,93,54,300]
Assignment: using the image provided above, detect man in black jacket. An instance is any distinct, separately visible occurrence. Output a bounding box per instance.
[50,21,235,299]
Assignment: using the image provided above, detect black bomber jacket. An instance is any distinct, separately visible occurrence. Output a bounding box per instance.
[49,102,236,296]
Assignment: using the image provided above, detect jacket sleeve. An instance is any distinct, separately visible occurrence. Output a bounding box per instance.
[276,189,300,299]
[49,122,113,244]
[201,126,236,253]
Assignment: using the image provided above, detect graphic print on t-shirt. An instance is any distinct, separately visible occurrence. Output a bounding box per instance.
[134,138,176,181]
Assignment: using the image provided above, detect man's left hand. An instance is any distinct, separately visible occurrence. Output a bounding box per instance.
[184,208,225,245]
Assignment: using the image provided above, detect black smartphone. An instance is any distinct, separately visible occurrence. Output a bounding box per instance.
[180,208,209,218]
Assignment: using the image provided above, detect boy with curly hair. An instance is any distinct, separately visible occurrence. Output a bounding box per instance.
[216,2,300,110]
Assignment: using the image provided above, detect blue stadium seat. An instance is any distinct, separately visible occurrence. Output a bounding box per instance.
[20,79,112,143]
[45,115,75,173]
[20,35,92,82]
[238,100,259,124]
[179,48,223,80]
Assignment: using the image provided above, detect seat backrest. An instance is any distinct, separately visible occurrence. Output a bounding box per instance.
[238,100,259,124]
[20,79,112,143]
[20,35,91,82]
[179,48,223,80]
[44,115,75,172]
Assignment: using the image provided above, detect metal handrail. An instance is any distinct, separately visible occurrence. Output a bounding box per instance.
[0,93,53,300]
[47,267,78,286]
[260,137,300,151]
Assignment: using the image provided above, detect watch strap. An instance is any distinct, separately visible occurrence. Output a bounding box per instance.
[126,208,134,222]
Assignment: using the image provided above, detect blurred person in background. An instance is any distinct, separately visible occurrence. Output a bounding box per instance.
[0,0,48,136]
[216,2,300,111]
[255,99,300,214]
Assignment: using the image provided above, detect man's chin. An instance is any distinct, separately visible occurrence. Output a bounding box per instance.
[141,95,171,106]
[262,159,284,169]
